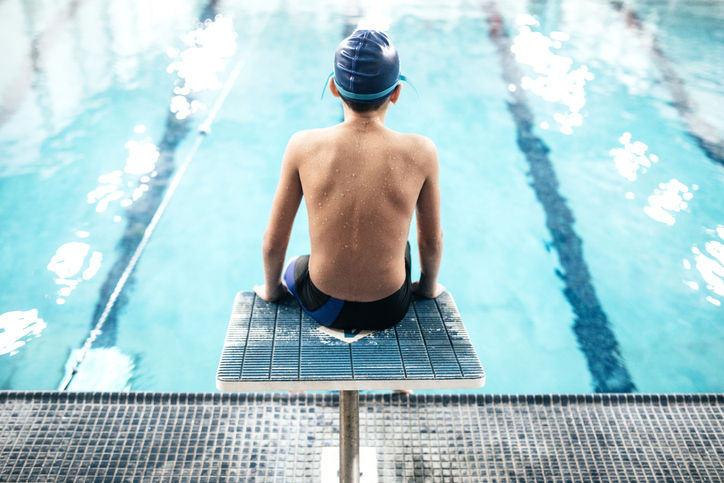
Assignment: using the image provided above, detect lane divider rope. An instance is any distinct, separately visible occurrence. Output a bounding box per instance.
[59,11,272,391]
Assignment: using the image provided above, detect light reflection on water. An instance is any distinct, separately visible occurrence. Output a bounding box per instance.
[85,126,159,214]
[608,132,698,227]
[643,179,694,227]
[607,129,721,308]
[46,241,103,304]
[166,15,237,120]
[610,132,659,182]
[511,14,593,134]
[684,226,724,307]
[0,309,47,356]
[87,170,124,213]
[123,139,159,175]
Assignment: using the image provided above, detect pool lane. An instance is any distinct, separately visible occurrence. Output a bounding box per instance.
[500,0,724,392]
[483,1,636,393]
[0,0,205,390]
[59,0,222,390]
[87,109,194,350]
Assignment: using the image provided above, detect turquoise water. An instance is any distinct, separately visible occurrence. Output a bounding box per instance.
[1,0,722,393]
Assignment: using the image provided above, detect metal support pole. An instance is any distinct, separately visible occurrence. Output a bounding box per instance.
[339,390,359,483]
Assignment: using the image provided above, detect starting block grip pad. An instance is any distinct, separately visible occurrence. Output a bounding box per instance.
[216,291,485,391]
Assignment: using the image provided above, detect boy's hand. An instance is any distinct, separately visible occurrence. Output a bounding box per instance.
[412,281,445,299]
[254,283,288,302]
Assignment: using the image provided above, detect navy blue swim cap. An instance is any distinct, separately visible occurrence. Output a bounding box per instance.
[332,30,402,104]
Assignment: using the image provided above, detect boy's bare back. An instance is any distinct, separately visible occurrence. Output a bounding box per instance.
[287,118,439,301]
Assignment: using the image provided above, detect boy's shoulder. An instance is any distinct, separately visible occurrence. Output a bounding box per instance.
[390,131,438,167]
[287,127,437,166]
[282,128,331,160]
[288,126,335,142]
[400,132,437,154]
[290,126,434,144]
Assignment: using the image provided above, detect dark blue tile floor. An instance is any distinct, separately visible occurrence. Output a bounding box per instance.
[1,392,722,481]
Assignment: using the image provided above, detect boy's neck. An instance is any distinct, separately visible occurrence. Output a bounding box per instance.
[341,103,389,126]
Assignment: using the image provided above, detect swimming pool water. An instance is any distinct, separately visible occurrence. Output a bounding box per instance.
[1,0,722,393]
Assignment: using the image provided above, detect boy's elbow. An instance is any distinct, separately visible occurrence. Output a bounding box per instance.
[419,229,443,253]
[262,231,283,258]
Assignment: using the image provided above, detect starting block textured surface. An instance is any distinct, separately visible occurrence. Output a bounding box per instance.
[216,291,485,391]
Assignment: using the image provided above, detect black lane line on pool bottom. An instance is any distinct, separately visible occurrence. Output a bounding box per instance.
[484,2,636,393]
[63,2,275,391]
[610,1,724,167]
[87,1,221,350]
[60,0,226,389]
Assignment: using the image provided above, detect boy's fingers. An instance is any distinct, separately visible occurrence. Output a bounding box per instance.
[412,280,444,299]
[253,285,267,300]
[255,283,289,302]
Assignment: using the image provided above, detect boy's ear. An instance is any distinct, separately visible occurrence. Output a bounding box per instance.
[389,84,402,104]
[329,78,341,98]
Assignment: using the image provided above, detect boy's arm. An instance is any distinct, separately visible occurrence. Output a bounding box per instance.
[413,138,444,299]
[255,134,304,302]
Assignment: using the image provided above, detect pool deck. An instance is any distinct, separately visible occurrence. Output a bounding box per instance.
[1,392,722,481]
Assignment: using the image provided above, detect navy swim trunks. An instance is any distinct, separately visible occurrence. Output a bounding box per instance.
[284,243,412,330]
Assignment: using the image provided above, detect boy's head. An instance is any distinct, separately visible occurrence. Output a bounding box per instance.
[331,30,402,112]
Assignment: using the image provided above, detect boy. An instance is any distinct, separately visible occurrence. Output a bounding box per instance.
[255,30,443,330]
